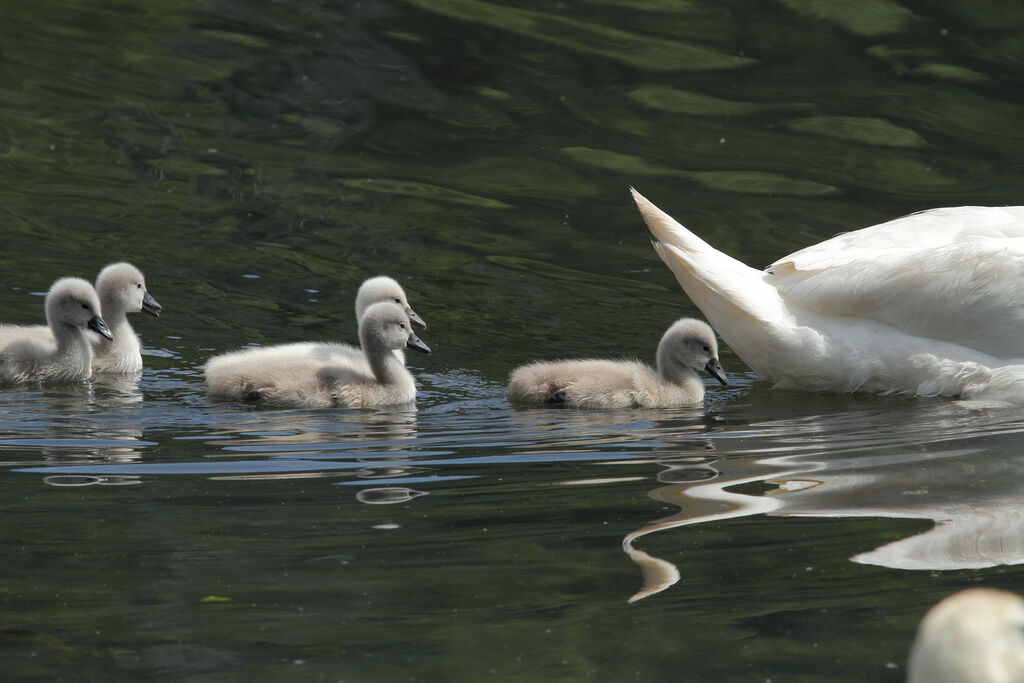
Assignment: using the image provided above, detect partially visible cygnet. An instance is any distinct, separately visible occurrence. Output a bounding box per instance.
[907,588,1024,683]
[0,278,113,384]
[355,276,425,366]
[508,318,727,409]
[204,301,430,408]
[91,262,162,373]
[356,276,425,328]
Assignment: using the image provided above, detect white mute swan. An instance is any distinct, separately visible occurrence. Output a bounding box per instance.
[0,278,113,384]
[632,188,1024,399]
[508,318,727,408]
[204,301,430,408]
[907,588,1024,683]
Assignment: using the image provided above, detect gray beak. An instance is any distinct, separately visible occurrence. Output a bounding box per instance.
[406,307,426,329]
[406,331,431,354]
[89,315,114,341]
[705,358,728,386]
[142,292,162,317]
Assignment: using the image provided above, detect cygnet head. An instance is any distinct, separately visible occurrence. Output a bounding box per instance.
[355,276,425,328]
[359,301,431,356]
[656,318,727,385]
[908,588,1024,683]
[96,262,162,317]
[46,277,114,340]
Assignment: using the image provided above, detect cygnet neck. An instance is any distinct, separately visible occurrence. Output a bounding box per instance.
[99,295,131,327]
[656,337,697,385]
[361,325,403,385]
[53,321,95,371]
[98,315,135,349]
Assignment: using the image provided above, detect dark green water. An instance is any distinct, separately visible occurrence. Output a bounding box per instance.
[2,0,1024,680]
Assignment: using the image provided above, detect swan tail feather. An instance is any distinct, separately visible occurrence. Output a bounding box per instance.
[632,188,782,327]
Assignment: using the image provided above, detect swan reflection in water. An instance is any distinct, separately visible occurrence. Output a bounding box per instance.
[0,377,153,471]
[620,408,1024,603]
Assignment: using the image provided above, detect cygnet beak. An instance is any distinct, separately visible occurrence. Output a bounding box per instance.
[705,358,728,385]
[406,331,431,354]
[142,292,162,317]
[89,315,114,341]
[407,307,426,329]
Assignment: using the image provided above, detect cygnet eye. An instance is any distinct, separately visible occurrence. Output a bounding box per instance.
[80,303,89,310]
[136,283,142,289]
[394,297,401,303]
[702,344,711,353]
[399,322,407,330]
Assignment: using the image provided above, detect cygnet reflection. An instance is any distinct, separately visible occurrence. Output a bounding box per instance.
[43,475,142,487]
[356,487,428,505]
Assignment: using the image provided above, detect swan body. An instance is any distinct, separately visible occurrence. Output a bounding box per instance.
[631,188,1024,398]
[508,318,727,408]
[204,302,430,408]
[0,278,113,384]
[907,588,1024,683]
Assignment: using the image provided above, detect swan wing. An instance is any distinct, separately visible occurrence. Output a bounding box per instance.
[775,206,1024,269]
[768,207,1024,359]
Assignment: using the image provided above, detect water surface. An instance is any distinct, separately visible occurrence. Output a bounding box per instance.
[1,0,1024,680]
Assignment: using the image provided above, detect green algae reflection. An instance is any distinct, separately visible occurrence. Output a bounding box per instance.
[401,0,755,71]
[628,86,779,116]
[339,178,512,209]
[562,147,837,196]
[784,116,928,148]
[778,0,914,36]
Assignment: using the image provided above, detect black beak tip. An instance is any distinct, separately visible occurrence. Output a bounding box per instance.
[408,310,426,329]
[407,335,431,355]
[142,294,162,317]
[89,316,114,341]
[705,359,728,386]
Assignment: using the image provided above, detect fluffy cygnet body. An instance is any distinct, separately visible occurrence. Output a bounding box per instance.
[508,318,727,409]
[204,302,430,408]
[0,278,113,384]
[907,588,1024,683]
[90,262,162,373]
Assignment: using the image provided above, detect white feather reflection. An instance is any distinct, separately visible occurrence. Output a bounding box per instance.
[623,406,1024,602]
